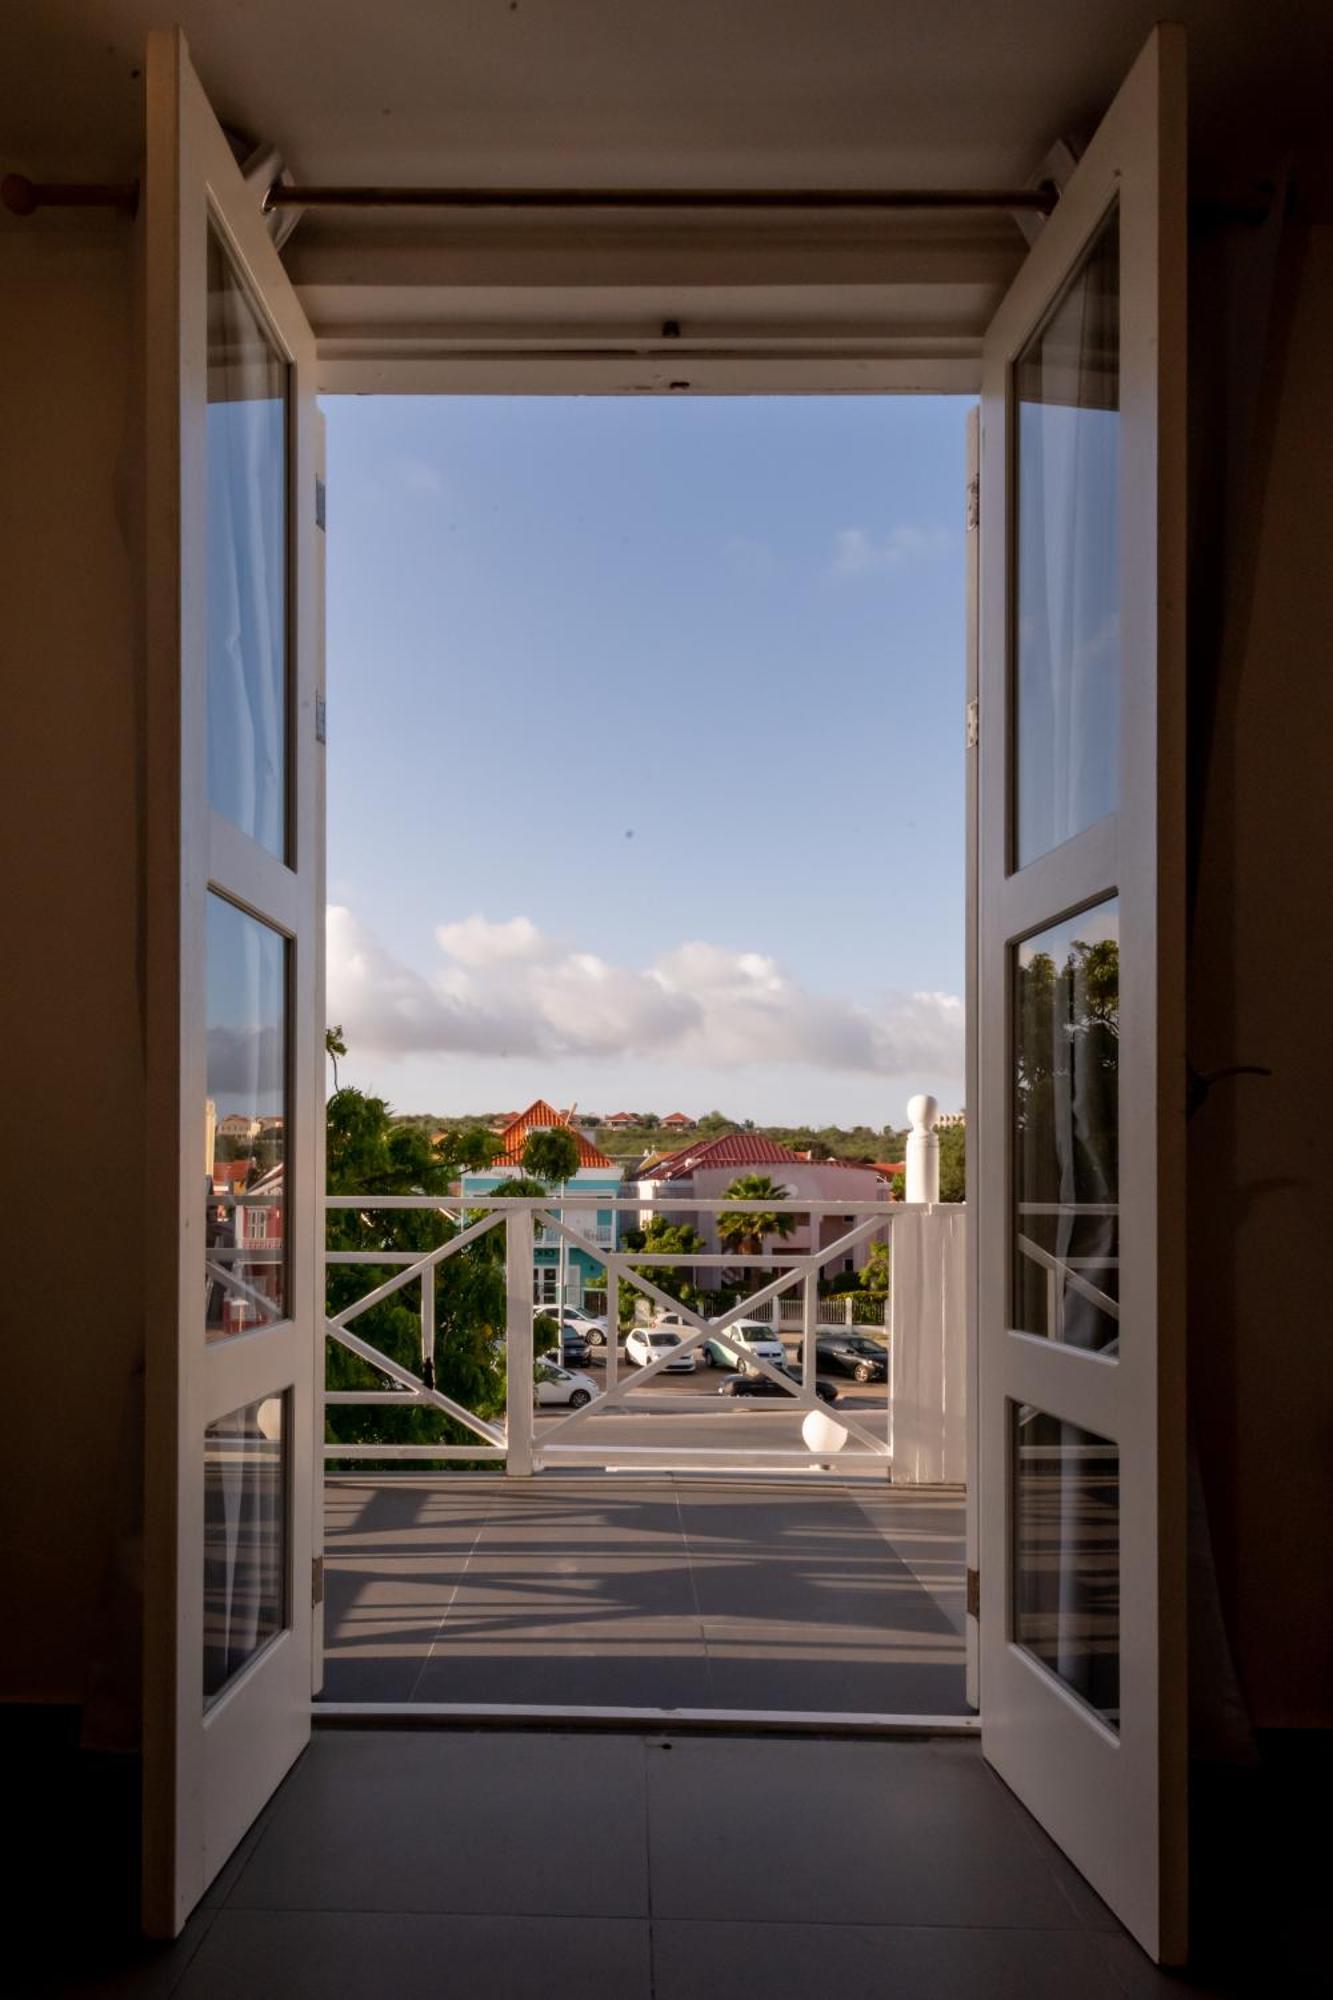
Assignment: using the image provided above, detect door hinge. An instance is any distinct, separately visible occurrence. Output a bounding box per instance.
[966,474,980,532]
[965,698,979,750]
[966,1567,980,1619]
[315,689,327,745]
[311,1555,325,1606]
[315,474,327,530]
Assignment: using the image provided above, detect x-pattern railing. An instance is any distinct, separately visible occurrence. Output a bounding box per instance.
[321,1195,904,1473]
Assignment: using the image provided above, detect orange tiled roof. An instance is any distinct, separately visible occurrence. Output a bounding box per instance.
[491,1098,615,1170]
[643,1132,804,1182]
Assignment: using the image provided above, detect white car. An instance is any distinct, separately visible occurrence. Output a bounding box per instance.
[703,1319,787,1375]
[624,1326,697,1373]
[535,1304,611,1346]
[534,1361,597,1409]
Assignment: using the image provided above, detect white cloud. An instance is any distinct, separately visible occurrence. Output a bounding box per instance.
[328,907,962,1079]
[435,914,554,966]
[831,524,952,577]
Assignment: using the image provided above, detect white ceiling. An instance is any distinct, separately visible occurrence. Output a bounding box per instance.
[10,2,1331,389]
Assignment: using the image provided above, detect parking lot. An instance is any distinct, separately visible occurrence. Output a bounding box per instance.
[543,1333,888,1417]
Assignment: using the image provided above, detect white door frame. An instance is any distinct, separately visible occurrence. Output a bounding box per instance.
[143,26,324,1937]
[135,24,1188,1951]
[976,25,1187,1963]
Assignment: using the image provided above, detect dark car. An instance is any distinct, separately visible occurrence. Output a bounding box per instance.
[537,1328,593,1369]
[815,1334,887,1383]
[718,1368,838,1405]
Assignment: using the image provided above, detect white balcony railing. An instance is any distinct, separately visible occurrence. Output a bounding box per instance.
[319,1194,969,1480]
[534,1216,614,1248]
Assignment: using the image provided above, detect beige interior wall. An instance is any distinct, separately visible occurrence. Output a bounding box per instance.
[0,213,145,1719]
[1189,218,1333,1731]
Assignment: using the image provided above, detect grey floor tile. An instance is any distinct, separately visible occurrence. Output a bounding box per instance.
[651,1919,1140,2000]
[224,1730,649,1917]
[17,1914,220,1999]
[441,1552,700,1618]
[701,1646,968,1716]
[321,1477,972,1713]
[411,1644,716,1710]
[646,1737,1082,1930]
[175,1910,651,1999]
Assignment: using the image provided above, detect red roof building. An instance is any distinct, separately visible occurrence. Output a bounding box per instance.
[490,1098,615,1170]
[644,1131,805,1183]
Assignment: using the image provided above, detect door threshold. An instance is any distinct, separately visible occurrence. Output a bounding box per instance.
[312,1700,979,1737]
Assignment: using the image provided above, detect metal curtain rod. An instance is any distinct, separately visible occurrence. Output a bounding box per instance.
[2,174,138,217]
[263,182,1057,215]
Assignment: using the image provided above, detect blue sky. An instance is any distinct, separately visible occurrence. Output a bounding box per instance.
[324,394,969,1125]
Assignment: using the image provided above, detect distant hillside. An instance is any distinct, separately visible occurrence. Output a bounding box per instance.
[392,1109,908,1165]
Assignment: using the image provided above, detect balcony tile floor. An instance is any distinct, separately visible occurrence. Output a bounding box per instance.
[321,1475,970,1715]
[49,1729,1235,1998]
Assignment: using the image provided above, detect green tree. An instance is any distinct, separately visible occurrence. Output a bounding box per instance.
[325,1087,507,1467]
[859,1238,891,1295]
[938,1123,966,1203]
[521,1125,582,1189]
[717,1174,800,1264]
[324,1023,347,1090]
[621,1215,707,1327]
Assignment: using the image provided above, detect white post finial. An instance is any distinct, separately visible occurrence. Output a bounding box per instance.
[905,1094,940,1204]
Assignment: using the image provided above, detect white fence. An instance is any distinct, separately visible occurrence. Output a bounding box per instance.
[321,1194,966,1482]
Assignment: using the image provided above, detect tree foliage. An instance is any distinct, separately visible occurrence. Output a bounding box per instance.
[619,1215,707,1327]
[717,1174,800,1262]
[324,1087,507,1467]
[521,1125,582,1188]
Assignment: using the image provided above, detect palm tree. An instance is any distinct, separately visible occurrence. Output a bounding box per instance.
[324,1023,348,1090]
[717,1173,800,1262]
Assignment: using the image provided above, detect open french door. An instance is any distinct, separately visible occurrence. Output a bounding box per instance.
[143,28,324,1936]
[976,25,1187,1964]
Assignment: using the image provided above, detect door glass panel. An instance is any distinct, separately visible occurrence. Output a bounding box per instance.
[203,1394,287,1704]
[1012,1406,1120,1728]
[205,894,288,1339]
[206,222,289,860]
[1013,206,1120,867]
[1012,900,1118,1352]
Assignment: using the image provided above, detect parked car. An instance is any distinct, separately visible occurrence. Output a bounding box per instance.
[702,1319,787,1374]
[624,1326,697,1373]
[815,1333,888,1383]
[539,1334,592,1369]
[535,1303,610,1347]
[718,1368,839,1404]
[535,1313,593,1367]
[534,1361,596,1409]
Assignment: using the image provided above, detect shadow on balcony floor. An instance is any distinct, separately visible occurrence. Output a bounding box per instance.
[319,1475,968,1714]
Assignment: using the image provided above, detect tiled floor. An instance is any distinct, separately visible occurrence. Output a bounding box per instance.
[47,1729,1234,1998]
[321,1475,969,1714]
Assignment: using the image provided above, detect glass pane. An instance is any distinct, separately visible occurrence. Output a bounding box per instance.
[1014,206,1120,866]
[1012,1406,1120,1728]
[207,223,289,859]
[205,894,288,1339]
[203,1395,287,1704]
[1012,900,1118,1353]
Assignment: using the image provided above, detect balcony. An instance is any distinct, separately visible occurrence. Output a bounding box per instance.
[534,1216,615,1249]
[317,1192,968,1716]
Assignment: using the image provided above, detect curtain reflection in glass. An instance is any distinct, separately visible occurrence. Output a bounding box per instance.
[1014,207,1120,866]
[1013,1407,1120,1727]
[1012,900,1118,1353]
[206,223,288,860]
[203,1396,286,1703]
[205,894,287,1339]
